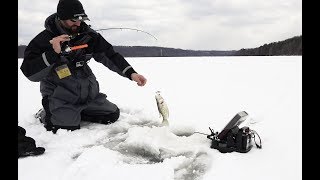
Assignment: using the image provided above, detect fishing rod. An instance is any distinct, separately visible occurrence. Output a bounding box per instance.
[69,27,158,42]
[69,26,158,42]
[95,27,158,41]
[65,27,158,53]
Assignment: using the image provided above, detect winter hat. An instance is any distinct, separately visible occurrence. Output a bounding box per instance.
[57,0,89,21]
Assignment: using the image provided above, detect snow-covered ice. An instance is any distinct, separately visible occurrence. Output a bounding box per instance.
[18,56,302,180]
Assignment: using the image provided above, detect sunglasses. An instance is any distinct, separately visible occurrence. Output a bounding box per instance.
[70,18,83,22]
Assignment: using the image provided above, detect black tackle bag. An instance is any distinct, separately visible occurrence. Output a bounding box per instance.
[18,126,45,158]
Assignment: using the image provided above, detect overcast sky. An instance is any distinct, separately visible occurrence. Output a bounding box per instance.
[18,0,302,50]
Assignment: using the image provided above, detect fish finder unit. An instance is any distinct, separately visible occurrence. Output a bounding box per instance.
[207,111,262,153]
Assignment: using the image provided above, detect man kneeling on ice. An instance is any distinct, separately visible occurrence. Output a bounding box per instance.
[20,0,147,133]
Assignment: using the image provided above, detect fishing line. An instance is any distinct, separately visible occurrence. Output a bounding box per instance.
[193,131,211,136]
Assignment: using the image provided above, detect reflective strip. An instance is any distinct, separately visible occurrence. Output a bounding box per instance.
[122,66,132,74]
[76,61,85,67]
[42,52,51,66]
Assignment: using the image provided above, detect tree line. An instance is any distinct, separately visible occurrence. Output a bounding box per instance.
[18,35,301,58]
[234,35,302,56]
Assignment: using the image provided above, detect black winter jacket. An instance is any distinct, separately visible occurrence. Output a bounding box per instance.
[21,13,136,82]
[20,13,137,104]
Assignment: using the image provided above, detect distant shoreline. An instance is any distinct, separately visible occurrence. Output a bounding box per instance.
[18,35,302,58]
